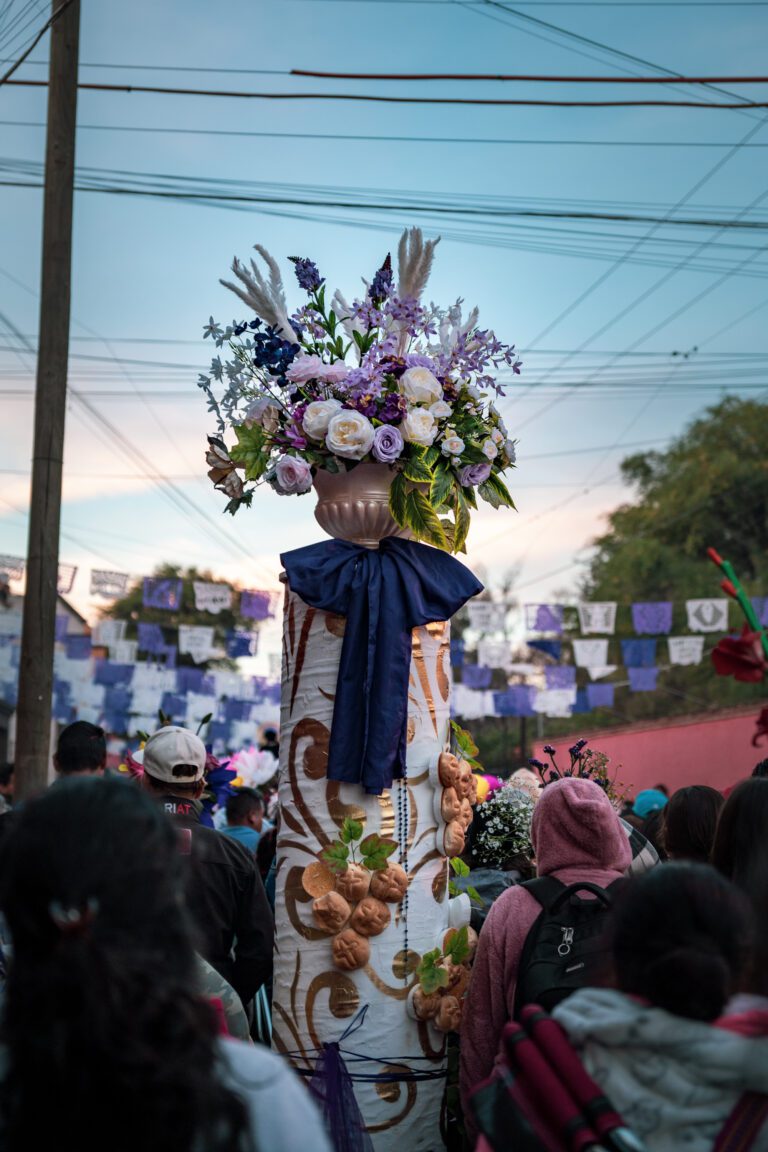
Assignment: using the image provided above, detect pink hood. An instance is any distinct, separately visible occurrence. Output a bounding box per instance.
[532,777,631,875]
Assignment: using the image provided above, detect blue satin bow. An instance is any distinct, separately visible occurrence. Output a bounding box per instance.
[281,536,483,795]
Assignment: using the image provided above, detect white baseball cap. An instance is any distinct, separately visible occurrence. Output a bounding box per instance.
[140,726,207,784]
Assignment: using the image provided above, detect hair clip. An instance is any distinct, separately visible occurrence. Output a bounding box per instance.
[48,897,99,937]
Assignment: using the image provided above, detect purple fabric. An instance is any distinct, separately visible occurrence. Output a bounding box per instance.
[64,635,91,661]
[573,688,590,714]
[308,1040,374,1152]
[751,597,768,627]
[137,622,166,654]
[544,665,576,690]
[105,686,132,712]
[158,644,177,669]
[450,638,465,668]
[94,661,134,687]
[527,639,562,660]
[55,615,69,641]
[462,664,492,690]
[264,682,281,705]
[621,638,657,667]
[631,601,673,635]
[493,685,535,717]
[161,692,188,718]
[628,666,659,692]
[224,698,252,722]
[526,603,563,634]
[586,683,615,709]
[142,577,183,611]
[176,666,204,693]
[226,631,254,658]
[240,589,274,620]
[207,720,231,746]
[104,711,129,735]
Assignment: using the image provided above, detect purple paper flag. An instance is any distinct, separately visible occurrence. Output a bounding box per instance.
[64,635,91,661]
[527,639,562,661]
[176,666,204,694]
[545,665,576,690]
[751,597,768,627]
[137,622,166,654]
[462,664,492,690]
[586,683,615,709]
[55,615,69,642]
[525,603,564,634]
[493,685,535,717]
[240,589,274,621]
[628,666,659,692]
[621,638,657,667]
[631,601,673,635]
[142,577,183,611]
[57,564,78,595]
[450,639,465,668]
[226,631,254,659]
[573,688,590,715]
[94,661,134,687]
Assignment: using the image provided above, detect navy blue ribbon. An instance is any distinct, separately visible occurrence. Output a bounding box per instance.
[281,536,483,795]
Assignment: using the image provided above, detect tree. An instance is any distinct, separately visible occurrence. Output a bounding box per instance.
[571,397,768,730]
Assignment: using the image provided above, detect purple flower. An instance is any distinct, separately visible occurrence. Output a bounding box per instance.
[371,424,404,464]
[379,391,407,424]
[369,253,393,303]
[289,256,324,294]
[348,391,379,419]
[459,462,491,488]
[543,744,556,755]
[528,758,545,771]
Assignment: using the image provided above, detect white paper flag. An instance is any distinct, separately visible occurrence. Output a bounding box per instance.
[0,613,22,637]
[451,684,495,720]
[92,620,127,647]
[572,639,609,668]
[577,602,617,634]
[186,693,216,724]
[532,687,577,718]
[477,638,512,670]
[131,664,177,693]
[686,599,728,633]
[667,636,705,665]
[268,652,282,679]
[178,624,215,665]
[466,601,508,632]
[72,682,106,710]
[130,688,163,717]
[90,569,130,598]
[110,640,138,664]
[587,665,618,681]
[193,582,233,614]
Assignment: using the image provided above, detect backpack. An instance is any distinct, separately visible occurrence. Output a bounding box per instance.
[513,876,624,1019]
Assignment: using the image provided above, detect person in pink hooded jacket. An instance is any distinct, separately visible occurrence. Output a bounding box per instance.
[459,776,631,1136]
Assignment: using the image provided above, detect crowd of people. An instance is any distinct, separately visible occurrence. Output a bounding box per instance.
[0,722,767,1150]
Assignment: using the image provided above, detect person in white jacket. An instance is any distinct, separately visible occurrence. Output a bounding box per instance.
[554,863,768,1152]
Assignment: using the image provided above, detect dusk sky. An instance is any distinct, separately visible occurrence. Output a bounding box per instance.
[1,0,767,665]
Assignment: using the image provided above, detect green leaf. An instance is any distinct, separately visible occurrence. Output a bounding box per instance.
[454,487,471,554]
[417,949,451,996]
[352,329,366,351]
[340,817,364,845]
[478,472,516,510]
[229,424,270,482]
[424,446,441,469]
[450,857,470,878]
[451,720,479,760]
[360,834,398,871]
[402,454,434,483]
[466,885,486,907]
[445,925,471,966]
[320,840,350,874]
[404,488,448,550]
[389,471,408,527]
[430,465,455,509]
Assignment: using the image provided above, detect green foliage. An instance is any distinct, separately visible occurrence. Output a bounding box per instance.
[451,720,482,770]
[359,833,398,871]
[339,817,364,845]
[445,925,471,966]
[416,948,451,996]
[320,820,396,873]
[448,857,485,906]
[478,472,515,510]
[229,423,271,481]
[321,841,350,874]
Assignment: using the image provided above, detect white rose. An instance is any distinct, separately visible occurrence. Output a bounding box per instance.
[273,454,313,495]
[302,398,343,441]
[441,434,465,456]
[482,439,498,460]
[430,399,453,419]
[400,366,442,405]
[326,410,375,459]
[504,439,517,464]
[244,395,280,435]
[401,407,437,447]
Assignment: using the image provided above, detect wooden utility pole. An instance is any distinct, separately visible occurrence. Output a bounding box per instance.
[15,0,80,798]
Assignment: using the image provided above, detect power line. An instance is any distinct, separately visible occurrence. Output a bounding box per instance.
[0,0,74,87]
[291,69,768,83]
[5,119,768,148]
[5,78,768,107]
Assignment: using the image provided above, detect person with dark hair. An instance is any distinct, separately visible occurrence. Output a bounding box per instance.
[712,777,768,1004]
[662,784,724,863]
[54,721,106,777]
[0,777,330,1152]
[138,726,273,1010]
[752,759,768,779]
[554,864,768,1151]
[259,726,279,759]
[0,762,13,814]
[222,788,271,854]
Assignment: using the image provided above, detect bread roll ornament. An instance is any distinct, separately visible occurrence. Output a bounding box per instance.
[440,787,462,824]
[335,863,371,903]
[434,995,463,1033]
[332,928,370,971]
[369,862,409,903]
[349,895,391,938]
[437,751,462,789]
[457,759,474,800]
[312,891,351,933]
[442,819,465,857]
[459,797,473,830]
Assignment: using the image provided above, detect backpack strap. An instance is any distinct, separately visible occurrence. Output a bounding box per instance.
[513,878,566,1020]
[714,1093,768,1152]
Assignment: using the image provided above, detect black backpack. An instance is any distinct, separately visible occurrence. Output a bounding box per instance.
[513,876,624,1019]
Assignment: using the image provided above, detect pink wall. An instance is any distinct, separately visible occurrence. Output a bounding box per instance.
[534,707,764,797]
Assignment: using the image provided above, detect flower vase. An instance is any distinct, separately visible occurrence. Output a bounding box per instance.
[313,461,410,549]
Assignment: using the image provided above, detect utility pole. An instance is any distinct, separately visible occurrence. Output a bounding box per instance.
[15,0,80,798]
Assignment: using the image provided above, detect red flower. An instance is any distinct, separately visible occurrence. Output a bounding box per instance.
[711,626,767,683]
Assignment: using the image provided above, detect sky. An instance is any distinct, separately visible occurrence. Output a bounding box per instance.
[1,0,767,668]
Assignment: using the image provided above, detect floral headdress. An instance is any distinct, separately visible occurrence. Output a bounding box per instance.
[529,740,627,809]
[198,228,521,553]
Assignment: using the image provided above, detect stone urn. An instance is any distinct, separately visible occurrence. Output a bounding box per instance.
[313,461,410,549]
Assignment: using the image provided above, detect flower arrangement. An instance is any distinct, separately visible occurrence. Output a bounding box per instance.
[198,228,521,553]
[529,740,627,810]
[472,784,535,869]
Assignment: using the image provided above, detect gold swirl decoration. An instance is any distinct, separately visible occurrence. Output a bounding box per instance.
[306,971,361,1051]
[324,612,346,638]
[418,1020,447,1062]
[284,865,334,941]
[391,949,421,981]
[432,863,448,903]
[326,780,366,829]
[366,1065,418,1132]
[290,607,317,714]
[288,717,331,848]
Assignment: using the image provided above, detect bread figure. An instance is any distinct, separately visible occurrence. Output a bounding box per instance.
[442,819,465,858]
[434,995,462,1033]
[335,863,371,904]
[458,797,473,830]
[457,759,474,799]
[312,891,351,933]
[411,986,442,1021]
[332,928,370,971]
[437,751,461,789]
[349,895,391,938]
[440,787,462,824]
[369,862,409,903]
